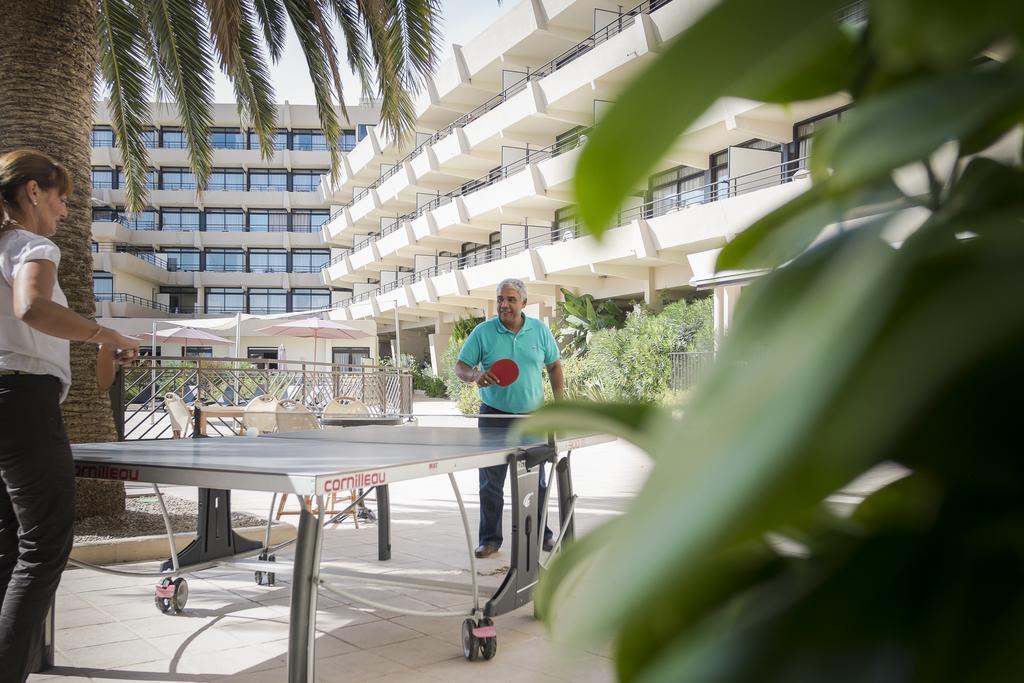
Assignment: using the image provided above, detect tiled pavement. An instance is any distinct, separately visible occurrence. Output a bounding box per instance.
[32,402,652,682]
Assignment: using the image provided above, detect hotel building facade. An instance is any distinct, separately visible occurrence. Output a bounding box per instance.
[93,0,854,371]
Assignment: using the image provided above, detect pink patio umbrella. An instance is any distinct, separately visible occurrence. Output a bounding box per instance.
[156,326,233,355]
[257,317,363,364]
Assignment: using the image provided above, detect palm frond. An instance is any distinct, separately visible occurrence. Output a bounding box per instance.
[229,1,279,159]
[252,0,288,61]
[329,0,375,99]
[356,0,439,142]
[396,0,441,85]
[98,0,155,213]
[307,0,350,122]
[282,0,342,179]
[146,0,216,192]
[205,0,243,74]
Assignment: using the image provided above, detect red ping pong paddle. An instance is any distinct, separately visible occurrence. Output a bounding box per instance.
[490,358,519,386]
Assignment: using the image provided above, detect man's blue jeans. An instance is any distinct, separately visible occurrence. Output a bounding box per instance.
[478,404,551,548]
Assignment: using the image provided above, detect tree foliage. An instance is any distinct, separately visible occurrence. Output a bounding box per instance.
[97,0,443,211]
[554,287,624,357]
[529,1,1024,681]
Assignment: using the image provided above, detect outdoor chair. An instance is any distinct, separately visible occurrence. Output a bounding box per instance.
[243,394,279,435]
[164,392,192,439]
[323,396,371,417]
[274,400,358,527]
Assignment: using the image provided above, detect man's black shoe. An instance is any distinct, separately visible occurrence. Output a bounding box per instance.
[474,543,500,559]
[543,537,555,553]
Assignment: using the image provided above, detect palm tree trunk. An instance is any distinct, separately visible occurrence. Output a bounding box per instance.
[0,0,125,518]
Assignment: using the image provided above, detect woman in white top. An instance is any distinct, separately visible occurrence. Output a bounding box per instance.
[0,149,139,682]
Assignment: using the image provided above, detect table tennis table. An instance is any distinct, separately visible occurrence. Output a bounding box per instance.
[65,425,608,682]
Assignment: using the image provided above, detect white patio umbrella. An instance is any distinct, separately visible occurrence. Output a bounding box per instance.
[257,317,362,364]
[156,326,233,355]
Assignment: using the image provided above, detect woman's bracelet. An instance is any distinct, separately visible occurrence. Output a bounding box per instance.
[84,325,104,343]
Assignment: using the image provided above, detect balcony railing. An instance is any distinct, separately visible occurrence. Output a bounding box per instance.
[617,156,808,224]
[93,243,171,270]
[328,156,812,307]
[325,249,353,269]
[99,292,172,312]
[325,128,589,257]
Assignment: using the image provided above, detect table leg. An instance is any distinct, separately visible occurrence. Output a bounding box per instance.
[288,497,324,683]
[376,485,391,561]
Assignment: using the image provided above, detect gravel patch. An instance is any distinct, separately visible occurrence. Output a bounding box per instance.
[74,494,268,543]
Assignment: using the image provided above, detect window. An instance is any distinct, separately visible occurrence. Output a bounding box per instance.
[709,150,729,201]
[357,123,374,141]
[249,168,288,192]
[248,347,279,369]
[160,127,186,149]
[291,288,331,312]
[649,165,706,216]
[160,247,200,272]
[248,128,288,151]
[205,287,244,314]
[209,127,245,149]
[141,128,158,148]
[793,107,849,165]
[206,168,245,192]
[338,129,357,152]
[292,129,328,151]
[160,208,200,232]
[93,271,113,300]
[116,167,157,190]
[248,288,288,314]
[249,248,288,273]
[292,249,330,273]
[205,208,245,232]
[291,169,326,193]
[91,126,115,148]
[91,167,115,189]
[553,207,577,241]
[461,233,500,267]
[205,248,245,272]
[160,286,198,314]
[182,346,214,358]
[160,167,196,190]
[249,208,289,232]
[332,347,370,369]
[92,207,119,223]
[119,208,158,230]
[291,209,329,232]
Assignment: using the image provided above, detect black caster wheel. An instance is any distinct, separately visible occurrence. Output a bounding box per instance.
[461,618,480,661]
[154,577,173,613]
[169,577,188,614]
[267,554,276,586]
[479,617,497,660]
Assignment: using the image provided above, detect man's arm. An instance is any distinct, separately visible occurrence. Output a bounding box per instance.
[546,359,564,400]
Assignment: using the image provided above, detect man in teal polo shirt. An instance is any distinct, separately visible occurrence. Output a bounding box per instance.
[456,278,563,558]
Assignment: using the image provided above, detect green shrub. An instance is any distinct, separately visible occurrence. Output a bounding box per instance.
[580,298,712,404]
[442,317,484,415]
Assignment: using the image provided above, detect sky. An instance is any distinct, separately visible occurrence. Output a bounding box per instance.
[211,1,513,105]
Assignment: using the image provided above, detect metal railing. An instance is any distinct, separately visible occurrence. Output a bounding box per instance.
[617,156,807,224]
[93,244,171,270]
[669,352,713,391]
[326,156,811,310]
[324,131,589,266]
[117,357,413,440]
[98,292,172,312]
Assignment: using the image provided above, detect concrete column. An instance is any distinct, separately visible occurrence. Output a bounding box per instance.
[643,268,662,313]
[428,318,453,376]
[713,284,744,350]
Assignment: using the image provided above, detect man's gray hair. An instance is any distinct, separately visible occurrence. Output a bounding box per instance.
[496,278,527,300]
